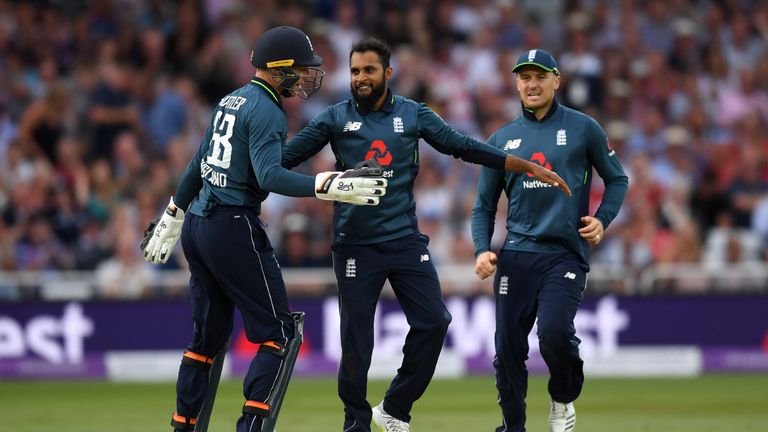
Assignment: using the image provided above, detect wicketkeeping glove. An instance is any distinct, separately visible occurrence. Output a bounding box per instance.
[140,197,185,264]
[315,159,388,205]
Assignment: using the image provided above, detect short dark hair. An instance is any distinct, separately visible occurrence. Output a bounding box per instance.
[350,37,391,69]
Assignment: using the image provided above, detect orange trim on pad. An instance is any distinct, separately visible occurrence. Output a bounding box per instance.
[172,413,197,425]
[184,351,214,364]
[262,341,281,350]
[244,400,270,411]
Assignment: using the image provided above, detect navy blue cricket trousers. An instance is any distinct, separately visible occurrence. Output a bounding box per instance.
[493,250,587,432]
[177,206,294,432]
[332,233,452,432]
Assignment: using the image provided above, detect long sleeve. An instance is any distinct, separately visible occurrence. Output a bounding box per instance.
[586,118,629,229]
[471,134,506,255]
[417,104,507,170]
[173,121,211,210]
[248,107,315,197]
[283,107,334,169]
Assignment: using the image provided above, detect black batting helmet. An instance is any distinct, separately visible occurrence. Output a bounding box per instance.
[251,26,322,68]
[250,26,324,99]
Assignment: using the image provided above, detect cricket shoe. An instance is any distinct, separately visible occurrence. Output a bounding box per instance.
[548,400,576,432]
[372,402,410,432]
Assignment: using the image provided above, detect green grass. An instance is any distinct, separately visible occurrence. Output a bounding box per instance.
[2,375,767,431]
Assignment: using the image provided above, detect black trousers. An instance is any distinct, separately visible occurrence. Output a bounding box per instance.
[332,233,452,432]
[493,250,587,432]
[176,206,294,432]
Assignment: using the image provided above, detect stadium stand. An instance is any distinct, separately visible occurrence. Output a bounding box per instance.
[0,0,766,299]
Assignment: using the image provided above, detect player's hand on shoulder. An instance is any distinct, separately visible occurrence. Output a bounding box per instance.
[314,159,388,206]
[140,197,185,264]
[475,251,497,280]
[529,163,571,197]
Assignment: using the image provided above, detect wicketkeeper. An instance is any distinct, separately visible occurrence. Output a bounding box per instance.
[140,26,387,432]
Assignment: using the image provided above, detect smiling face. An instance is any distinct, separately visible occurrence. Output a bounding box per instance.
[349,50,392,111]
[515,65,560,117]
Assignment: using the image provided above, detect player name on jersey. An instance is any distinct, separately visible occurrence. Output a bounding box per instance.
[200,160,228,187]
[218,95,248,111]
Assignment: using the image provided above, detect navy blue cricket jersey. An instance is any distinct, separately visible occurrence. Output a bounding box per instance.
[174,78,315,216]
[472,100,628,264]
[283,90,508,244]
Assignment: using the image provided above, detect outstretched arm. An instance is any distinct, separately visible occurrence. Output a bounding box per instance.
[283,107,335,170]
[505,157,571,196]
[250,109,387,204]
[417,104,570,195]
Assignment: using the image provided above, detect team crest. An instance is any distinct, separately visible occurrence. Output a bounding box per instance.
[556,129,567,146]
[345,258,356,278]
[393,117,404,133]
[499,276,509,295]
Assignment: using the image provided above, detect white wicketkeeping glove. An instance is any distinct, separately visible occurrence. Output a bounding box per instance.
[141,197,185,264]
[315,160,388,205]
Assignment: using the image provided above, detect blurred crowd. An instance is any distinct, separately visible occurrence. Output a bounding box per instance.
[0,0,767,299]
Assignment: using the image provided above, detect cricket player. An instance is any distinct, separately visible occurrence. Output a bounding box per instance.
[472,49,629,432]
[282,38,570,432]
[140,26,387,432]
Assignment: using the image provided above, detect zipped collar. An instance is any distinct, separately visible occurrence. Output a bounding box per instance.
[250,77,283,111]
[521,99,559,122]
[355,89,395,115]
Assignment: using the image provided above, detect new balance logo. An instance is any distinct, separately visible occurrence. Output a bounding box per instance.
[343,121,362,132]
[393,117,404,133]
[504,139,521,150]
[556,129,567,146]
[499,276,509,295]
[345,258,357,278]
[564,272,576,280]
[420,254,429,262]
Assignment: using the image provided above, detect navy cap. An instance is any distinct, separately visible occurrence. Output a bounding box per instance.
[512,49,559,75]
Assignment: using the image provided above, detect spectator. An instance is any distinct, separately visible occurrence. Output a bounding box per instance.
[725,151,768,228]
[16,84,72,164]
[95,230,153,298]
[0,0,765,295]
[275,213,329,268]
[87,62,141,161]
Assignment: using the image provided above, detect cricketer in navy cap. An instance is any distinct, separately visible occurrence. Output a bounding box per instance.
[512,49,560,75]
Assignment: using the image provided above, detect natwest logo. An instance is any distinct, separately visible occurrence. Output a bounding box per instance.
[365,140,392,166]
[0,303,94,364]
[526,152,552,177]
[321,296,630,361]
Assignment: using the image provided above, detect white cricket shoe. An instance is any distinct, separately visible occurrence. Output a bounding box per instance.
[372,401,410,432]
[549,400,576,432]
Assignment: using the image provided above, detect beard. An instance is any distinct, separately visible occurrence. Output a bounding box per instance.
[351,79,386,112]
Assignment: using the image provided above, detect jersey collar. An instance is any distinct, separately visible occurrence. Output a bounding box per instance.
[354,89,396,115]
[250,77,284,111]
[521,99,559,122]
